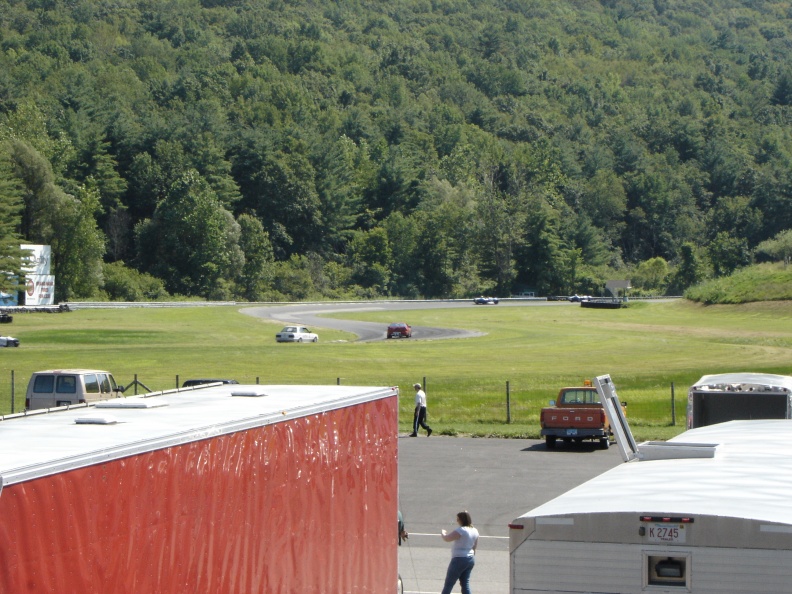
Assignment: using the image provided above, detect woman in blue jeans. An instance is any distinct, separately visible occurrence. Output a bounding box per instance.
[440,511,479,594]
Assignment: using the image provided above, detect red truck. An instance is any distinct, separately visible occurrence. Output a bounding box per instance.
[540,382,624,449]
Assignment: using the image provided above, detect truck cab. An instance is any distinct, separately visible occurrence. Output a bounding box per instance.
[540,382,625,449]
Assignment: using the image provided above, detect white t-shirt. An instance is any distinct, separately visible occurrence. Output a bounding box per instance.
[450,526,479,558]
[415,389,427,407]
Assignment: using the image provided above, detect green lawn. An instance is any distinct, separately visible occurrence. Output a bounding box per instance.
[3,299,792,441]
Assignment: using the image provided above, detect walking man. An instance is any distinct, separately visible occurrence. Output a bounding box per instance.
[411,382,433,437]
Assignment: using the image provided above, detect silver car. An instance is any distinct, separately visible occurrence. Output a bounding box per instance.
[275,326,319,343]
[0,335,19,347]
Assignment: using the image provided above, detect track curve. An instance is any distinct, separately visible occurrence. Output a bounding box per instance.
[240,301,501,342]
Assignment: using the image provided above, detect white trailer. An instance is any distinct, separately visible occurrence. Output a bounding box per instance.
[509,375,792,594]
[687,372,792,428]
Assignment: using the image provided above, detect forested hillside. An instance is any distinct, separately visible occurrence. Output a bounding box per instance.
[1,0,791,301]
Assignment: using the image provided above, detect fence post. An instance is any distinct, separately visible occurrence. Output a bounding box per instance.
[256,377,260,384]
[671,382,676,426]
[506,380,511,424]
[337,377,341,385]
[176,375,179,390]
[134,373,139,396]
[11,369,15,414]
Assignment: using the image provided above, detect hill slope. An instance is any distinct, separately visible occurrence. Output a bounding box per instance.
[1,0,791,300]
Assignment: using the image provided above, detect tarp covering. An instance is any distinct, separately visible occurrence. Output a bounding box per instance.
[0,397,398,593]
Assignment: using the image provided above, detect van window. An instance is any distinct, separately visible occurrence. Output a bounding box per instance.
[56,376,77,394]
[84,374,100,394]
[33,375,55,393]
[55,375,77,394]
[99,374,111,393]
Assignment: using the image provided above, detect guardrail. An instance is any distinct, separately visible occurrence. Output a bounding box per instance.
[11,296,681,312]
[63,301,239,309]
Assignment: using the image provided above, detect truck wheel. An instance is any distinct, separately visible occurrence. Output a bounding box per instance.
[600,438,610,450]
[545,435,557,449]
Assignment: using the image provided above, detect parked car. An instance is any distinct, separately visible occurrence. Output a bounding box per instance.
[0,335,19,347]
[0,313,12,323]
[473,296,499,305]
[182,379,239,388]
[568,294,592,302]
[26,369,124,410]
[275,326,318,343]
[387,322,412,339]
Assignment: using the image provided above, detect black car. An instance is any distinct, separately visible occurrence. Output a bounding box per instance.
[473,296,499,305]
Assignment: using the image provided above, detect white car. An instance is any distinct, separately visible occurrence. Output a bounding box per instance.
[0,335,19,347]
[275,326,318,343]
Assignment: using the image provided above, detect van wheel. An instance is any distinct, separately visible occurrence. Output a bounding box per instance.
[545,436,557,449]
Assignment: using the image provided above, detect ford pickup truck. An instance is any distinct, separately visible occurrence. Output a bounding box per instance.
[540,383,625,449]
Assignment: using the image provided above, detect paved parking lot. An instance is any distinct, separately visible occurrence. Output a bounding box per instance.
[398,435,622,593]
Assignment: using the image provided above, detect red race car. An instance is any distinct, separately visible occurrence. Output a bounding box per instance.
[387,322,412,339]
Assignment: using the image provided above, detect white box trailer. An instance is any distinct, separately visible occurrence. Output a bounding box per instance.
[0,383,399,593]
[509,375,792,594]
[687,372,792,428]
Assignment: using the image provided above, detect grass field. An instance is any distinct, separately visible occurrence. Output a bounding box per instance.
[2,299,792,441]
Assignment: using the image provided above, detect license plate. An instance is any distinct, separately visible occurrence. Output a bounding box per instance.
[566,428,578,436]
[647,523,686,543]
[393,333,401,337]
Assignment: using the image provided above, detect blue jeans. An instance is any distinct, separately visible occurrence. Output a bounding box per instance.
[441,555,475,594]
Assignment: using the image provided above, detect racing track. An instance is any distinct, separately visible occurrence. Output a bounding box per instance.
[240,299,566,342]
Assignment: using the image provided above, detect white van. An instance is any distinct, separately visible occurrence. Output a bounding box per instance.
[26,369,124,410]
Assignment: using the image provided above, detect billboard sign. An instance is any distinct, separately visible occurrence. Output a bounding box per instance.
[25,275,55,305]
[21,245,52,276]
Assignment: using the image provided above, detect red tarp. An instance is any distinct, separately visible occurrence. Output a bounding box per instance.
[0,397,398,593]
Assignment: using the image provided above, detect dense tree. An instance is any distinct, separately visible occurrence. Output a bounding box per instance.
[669,242,706,294]
[101,261,169,301]
[756,230,792,267]
[49,181,106,301]
[1,0,791,300]
[709,231,752,278]
[135,170,242,298]
[0,146,24,293]
[237,213,275,301]
[6,139,63,243]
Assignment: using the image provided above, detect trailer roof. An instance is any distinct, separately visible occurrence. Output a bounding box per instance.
[518,419,792,526]
[0,384,397,487]
[691,372,792,392]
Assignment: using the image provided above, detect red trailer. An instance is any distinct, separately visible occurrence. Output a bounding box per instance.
[0,383,399,593]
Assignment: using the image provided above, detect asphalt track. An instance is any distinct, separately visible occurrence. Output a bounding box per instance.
[397,436,622,594]
[240,298,568,342]
[242,299,625,593]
